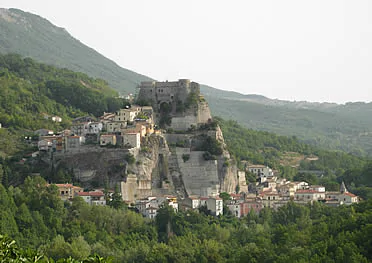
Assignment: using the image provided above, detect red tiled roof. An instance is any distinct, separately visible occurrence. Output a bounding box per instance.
[344,192,357,197]
[78,191,104,197]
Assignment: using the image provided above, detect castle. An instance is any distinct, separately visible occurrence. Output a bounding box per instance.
[137,79,200,112]
[137,79,212,131]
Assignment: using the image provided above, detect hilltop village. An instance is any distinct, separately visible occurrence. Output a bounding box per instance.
[31,79,358,219]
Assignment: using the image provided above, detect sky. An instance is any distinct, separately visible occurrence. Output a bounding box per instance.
[2,0,372,103]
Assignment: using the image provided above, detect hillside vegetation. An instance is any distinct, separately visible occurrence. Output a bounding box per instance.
[217,117,372,199]
[1,176,372,262]
[2,8,372,156]
[204,84,372,156]
[0,53,126,155]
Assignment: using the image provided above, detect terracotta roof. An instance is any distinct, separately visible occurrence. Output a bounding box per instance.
[78,191,104,197]
[343,192,357,197]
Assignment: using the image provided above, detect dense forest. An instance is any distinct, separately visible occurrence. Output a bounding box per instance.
[1,176,372,262]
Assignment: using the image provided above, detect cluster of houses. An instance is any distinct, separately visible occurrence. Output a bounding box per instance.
[53,183,106,206]
[36,105,156,152]
[51,170,358,220]
[52,182,224,219]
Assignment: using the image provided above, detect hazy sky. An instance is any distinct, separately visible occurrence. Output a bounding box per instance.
[2,1,372,103]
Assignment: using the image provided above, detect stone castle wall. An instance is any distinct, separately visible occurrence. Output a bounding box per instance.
[137,79,200,111]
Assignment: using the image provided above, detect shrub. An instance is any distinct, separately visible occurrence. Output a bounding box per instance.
[182,154,190,162]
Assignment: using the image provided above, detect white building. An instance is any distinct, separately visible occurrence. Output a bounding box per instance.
[247,165,274,183]
[135,196,177,219]
[295,189,326,203]
[78,191,106,206]
[310,185,326,192]
[87,122,103,134]
[206,197,223,216]
[51,116,62,122]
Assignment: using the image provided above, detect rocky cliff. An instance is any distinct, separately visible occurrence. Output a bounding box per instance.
[50,80,241,200]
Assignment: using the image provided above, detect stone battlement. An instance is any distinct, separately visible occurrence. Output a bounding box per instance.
[137,79,200,111]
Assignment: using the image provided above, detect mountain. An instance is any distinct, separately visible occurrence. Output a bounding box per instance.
[2,8,372,156]
[0,8,151,94]
[201,85,372,156]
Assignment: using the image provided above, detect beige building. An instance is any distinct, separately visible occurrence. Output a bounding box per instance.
[54,183,83,201]
[123,123,147,138]
[114,108,139,122]
[295,189,326,203]
[106,121,127,133]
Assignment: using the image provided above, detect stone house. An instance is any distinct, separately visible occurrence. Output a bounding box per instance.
[122,132,140,149]
[38,139,52,151]
[100,134,117,146]
[181,196,201,210]
[227,201,243,218]
[259,190,282,208]
[65,135,85,151]
[54,183,83,201]
[123,123,147,138]
[114,108,139,123]
[242,200,264,216]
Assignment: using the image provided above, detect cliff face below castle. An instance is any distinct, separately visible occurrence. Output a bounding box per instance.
[51,126,239,201]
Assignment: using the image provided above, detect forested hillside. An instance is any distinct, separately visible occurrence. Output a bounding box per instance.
[206,88,372,157]
[0,53,126,156]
